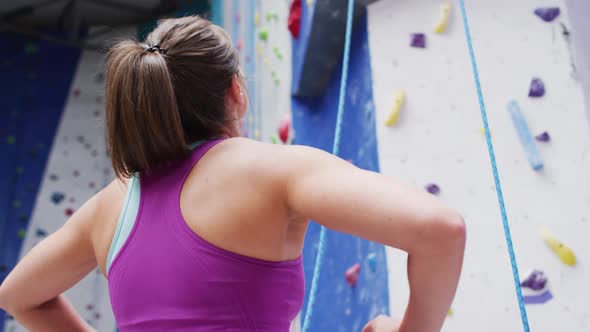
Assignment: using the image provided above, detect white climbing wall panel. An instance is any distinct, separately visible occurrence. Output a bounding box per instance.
[369,0,590,331]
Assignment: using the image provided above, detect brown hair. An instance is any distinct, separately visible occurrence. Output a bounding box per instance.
[105,16,241,178]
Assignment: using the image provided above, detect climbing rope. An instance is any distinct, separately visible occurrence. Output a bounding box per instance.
[458,1,530,331]
[300,0,355,330]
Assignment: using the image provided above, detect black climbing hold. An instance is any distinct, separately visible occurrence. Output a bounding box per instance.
[36,228,48,237]
[18,214,28,222]
[49,173,59,181]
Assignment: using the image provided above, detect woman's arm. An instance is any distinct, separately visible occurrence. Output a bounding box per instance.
[0,194,101,332]
[281,145,466,332]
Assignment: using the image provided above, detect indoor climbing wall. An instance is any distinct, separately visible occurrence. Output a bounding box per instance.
[0,32,82,332]
[368,0,590,331]
[1,28,138,332]
[222,0,293,144]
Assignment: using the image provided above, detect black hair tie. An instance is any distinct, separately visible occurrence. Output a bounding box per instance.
[146,45,166,54]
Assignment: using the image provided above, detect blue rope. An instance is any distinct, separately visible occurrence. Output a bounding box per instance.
[458,1,530,331]
[301,0,355,330]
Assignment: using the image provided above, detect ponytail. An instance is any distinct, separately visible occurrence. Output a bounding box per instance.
[105,40,187,178]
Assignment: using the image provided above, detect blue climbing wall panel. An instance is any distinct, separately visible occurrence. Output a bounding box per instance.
[0,32,81,330]
[292,12,389,331]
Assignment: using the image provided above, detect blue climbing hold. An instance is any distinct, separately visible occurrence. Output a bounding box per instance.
[367,252,378,272]
[51,192,66,204]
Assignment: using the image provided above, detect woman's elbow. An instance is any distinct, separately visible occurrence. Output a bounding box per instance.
[0,285,9,312]
[424,211,466,253]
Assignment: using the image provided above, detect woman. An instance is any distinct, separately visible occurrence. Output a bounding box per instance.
[0,16,465,332]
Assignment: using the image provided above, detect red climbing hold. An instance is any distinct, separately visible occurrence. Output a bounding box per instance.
[345,263,361,288]
[65,208,75,217]
[288,0,302,39]
[73,89,80,97]
[278,117,291,143]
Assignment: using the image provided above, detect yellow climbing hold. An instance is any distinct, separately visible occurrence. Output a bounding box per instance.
[447,308,453,316]
[254,12,260,26]
[540,226,576,266]
[254,129,260,140]
[307,0,313,7]
[434,3,452,34]
[257,43,264,56]
[385,89,406,127]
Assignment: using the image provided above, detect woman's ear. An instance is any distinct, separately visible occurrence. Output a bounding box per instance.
[230,76,245,105]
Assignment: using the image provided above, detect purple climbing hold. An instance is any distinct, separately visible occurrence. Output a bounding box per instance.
[535,131,551,142]
[534,7,560,22]
[73,170,80,177]
[521,270,547,291]
[51,192,65,204]
[36,228,48,237]
[528,78,545,97]
[523,289,553,305]
[426,183,440,195]
[89,181,96,189]
[410,33,426,48]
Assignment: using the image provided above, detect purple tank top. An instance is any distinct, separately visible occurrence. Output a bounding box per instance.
[108,139,305,331]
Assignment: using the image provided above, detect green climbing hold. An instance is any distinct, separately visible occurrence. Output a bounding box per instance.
[24,43,38,55]
[266,13,273,21]
[16,167,24,175]
[13,200,22,208]
[259,28,269,41]
[270,135,278,144]
[274,79,281,86]
[17,229,26,239]
[273,46,283,60]
[6,135,16,144]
